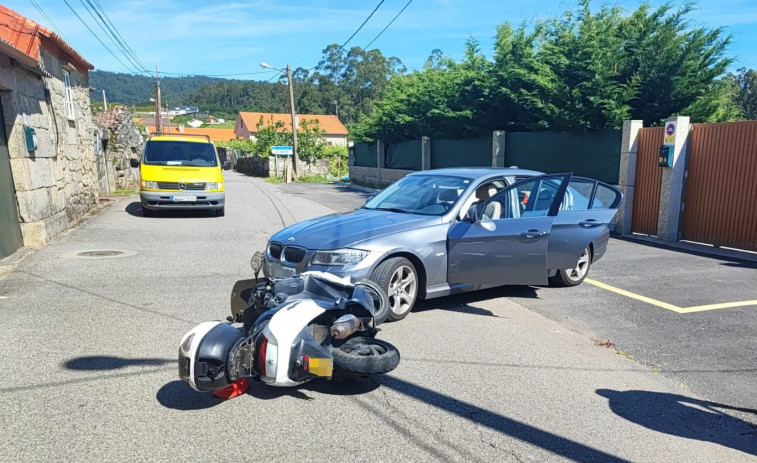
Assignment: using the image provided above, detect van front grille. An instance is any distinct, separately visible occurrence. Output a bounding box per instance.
[157,182,206,190]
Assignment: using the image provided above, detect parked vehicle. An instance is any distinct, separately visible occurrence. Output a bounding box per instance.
[178,255,400,393]
[130,133,225,217]
[262,168,623,321]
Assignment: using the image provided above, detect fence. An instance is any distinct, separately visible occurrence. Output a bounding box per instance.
[351,129,621,187]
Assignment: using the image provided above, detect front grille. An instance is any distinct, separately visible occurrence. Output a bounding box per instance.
[283,246,306,264]
[157,182,206,191]
[268,242,282,260]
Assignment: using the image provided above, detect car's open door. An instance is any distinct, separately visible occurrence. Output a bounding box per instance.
[447,174,571,286]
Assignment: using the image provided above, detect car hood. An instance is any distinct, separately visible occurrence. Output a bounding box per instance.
[270,209,441,250]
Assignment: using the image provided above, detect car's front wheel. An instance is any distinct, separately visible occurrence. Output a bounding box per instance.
[371,257,418,321]
[549,246,591,287]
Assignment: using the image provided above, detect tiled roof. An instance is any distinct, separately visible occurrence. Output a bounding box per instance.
[146,126,237,142]
[0,4,93,71]
[238,112,348,135]
[93,107,131,130]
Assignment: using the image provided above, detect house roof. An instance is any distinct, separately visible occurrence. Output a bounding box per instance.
[0,4,94,71]
[238,112,348,135]
[146,126,237,142]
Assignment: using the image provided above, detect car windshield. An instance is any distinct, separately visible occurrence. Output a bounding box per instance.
[363,175,471,216]
[143,140,218,167]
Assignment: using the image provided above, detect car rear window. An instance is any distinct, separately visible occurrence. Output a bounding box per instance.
[143,141,218,167]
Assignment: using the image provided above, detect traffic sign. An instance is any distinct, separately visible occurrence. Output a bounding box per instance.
[271,146,293,155]
[664,122,676,145]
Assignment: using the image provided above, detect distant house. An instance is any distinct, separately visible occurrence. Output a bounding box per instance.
[146,125,237,143]
[235,112,348,146]
[0,5,99,256]
[168,105,199,116]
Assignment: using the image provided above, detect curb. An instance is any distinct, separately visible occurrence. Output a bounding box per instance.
[333,181,380,194]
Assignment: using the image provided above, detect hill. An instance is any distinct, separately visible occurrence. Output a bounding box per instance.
[90,70,245,106]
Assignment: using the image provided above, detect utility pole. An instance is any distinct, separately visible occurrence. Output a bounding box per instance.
[155,64,162,135]
[286,64,299,177]
[102,89,108,110]
[332,99,339,120]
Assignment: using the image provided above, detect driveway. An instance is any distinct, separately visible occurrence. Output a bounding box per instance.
[1,172,754,462]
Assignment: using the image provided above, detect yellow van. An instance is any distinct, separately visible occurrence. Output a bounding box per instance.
[131,134,225,217]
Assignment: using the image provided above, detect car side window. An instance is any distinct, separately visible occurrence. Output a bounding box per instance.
[592,184,622,209]
[487,176,569,219]
[561,178,595,210]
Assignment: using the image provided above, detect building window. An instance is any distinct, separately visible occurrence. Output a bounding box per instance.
[63,70,75,120]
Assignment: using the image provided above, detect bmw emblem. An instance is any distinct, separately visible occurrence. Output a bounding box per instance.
[178,182,186,190]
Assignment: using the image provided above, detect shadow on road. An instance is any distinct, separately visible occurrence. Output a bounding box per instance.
[125,201,216,219]
[413,285,540,317]
[597,389,757,456]
[156,375,379,411]
[64,356,175,371]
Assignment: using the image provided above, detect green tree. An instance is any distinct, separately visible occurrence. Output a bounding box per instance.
[724,68,757,120]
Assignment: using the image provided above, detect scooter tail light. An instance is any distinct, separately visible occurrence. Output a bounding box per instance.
[258,337,268,377]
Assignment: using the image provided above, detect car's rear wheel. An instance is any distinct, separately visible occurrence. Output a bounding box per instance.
[371,257,418,321]
[549,246,591,287]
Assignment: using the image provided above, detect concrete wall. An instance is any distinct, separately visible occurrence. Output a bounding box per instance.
[0,49,98,247]
[325,135,347,146]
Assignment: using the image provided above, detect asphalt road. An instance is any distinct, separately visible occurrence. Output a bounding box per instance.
[1,172,755,462]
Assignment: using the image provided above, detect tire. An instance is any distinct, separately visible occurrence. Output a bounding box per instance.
[352,279,391,324]
[332,336,400,375]
[549,246,591,287]
[215,207,225,217]
[142,207,154,217]
[370,257,418,321]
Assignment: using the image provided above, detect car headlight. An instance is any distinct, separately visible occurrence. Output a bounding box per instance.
[311,249,369,266]
[144,181,158,189]
[205,182,223,191]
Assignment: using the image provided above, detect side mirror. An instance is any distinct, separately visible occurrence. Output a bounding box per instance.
[464,205,479,222]
[129,158,140,168]
[250,251,264,277]
[364,194,376,206]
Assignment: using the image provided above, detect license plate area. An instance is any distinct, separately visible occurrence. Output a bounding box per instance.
[171,195,197,202]
[281,267,296,278]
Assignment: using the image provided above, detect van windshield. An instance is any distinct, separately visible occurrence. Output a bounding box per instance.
[143,141,218,167]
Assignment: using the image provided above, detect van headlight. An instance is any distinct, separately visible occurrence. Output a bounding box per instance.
[205,182,223,191]
[311,249,369,266]
[144,181,158,189]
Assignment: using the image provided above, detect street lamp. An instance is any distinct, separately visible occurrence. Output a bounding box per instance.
[261,61,299,177]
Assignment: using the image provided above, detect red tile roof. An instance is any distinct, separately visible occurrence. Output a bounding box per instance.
[147,126,238,142]
[0,4,93,71]
[238,112,348,135]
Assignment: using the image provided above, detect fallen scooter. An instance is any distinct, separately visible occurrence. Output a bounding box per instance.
[178,252,400,395]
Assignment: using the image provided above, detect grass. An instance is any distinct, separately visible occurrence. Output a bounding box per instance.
[112,188,137,196]
[265,174,332,184]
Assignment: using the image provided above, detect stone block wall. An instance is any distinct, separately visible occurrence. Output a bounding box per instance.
[348,165,412,188]
[1,49,99,246]
[236,155,331,178]
[93,107,143,192]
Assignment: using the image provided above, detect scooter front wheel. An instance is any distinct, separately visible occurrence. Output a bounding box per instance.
[353,279,391,325]
[332,336,400,375]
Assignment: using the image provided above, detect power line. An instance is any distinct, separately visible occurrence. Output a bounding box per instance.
[156,70,277,77]
[309,0,386,71]
[61,0,143,74]
[27,0,74,46]
[78,0,149,74]
[87,0,151,73]
[365,0,414,49]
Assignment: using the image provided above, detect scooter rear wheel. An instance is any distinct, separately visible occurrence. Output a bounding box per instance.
[332,336,400,375]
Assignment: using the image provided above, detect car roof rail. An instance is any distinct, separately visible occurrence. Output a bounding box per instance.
[148,132,212,142]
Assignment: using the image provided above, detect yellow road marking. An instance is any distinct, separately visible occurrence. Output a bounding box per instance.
[584,278,757,314]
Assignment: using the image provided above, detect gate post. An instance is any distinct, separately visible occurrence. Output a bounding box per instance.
[657,116,691,242]
[492,130,506,167]
[421,136,431,170]
[616,120,643,234]
[376,139,385,185]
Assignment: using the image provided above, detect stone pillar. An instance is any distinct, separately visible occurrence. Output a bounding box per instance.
[616,120,643,235]
[348,146,355,166]
[492,130,506,167]
[421,136,431,170]
[657,116,691,242]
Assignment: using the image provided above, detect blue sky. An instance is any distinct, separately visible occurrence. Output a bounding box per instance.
[7,0,757,78]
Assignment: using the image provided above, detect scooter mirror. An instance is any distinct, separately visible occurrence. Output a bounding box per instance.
[250,251,264,277]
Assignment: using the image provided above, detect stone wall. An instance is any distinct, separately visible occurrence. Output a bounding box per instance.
[236,155,331,178]
[348,165,412,188]
[93,107,143,191]
[0,49,99,246]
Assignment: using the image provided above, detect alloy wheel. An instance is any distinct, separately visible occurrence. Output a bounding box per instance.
[565,247,590,282]
[388,265,417,316]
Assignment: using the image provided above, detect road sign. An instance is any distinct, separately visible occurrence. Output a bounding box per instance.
[664,122,676,145]
[271,146,293,155]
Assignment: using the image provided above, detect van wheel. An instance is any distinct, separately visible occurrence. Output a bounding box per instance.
[215,207,225,217]
[142,207,154,217]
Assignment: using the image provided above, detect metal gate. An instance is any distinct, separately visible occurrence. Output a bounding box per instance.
[631,126,664,235]
[681,121,757,251]
[0,99,23,259]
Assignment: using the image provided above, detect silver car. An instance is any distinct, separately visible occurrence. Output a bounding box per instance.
[264,168,622,321]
